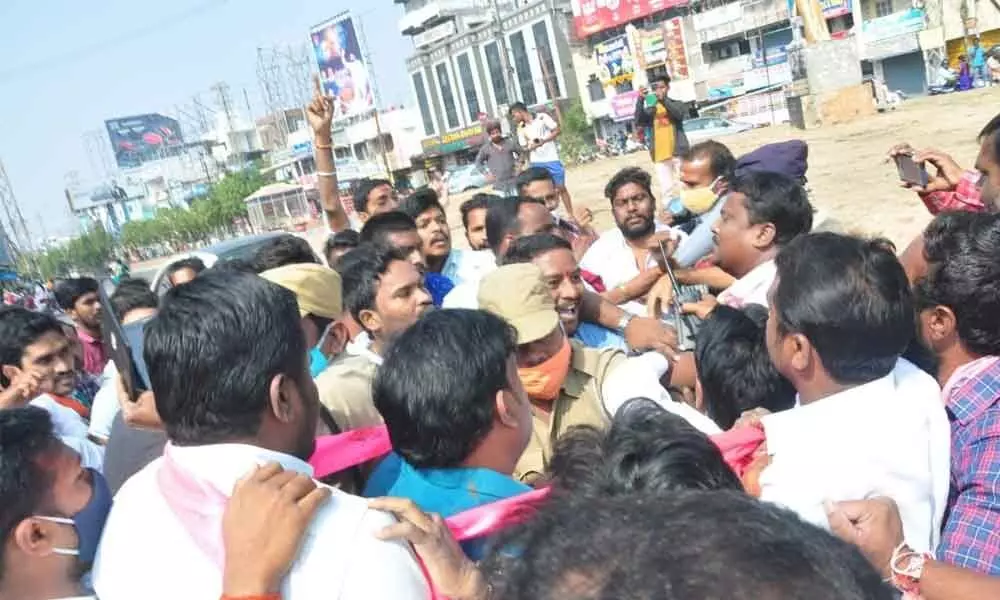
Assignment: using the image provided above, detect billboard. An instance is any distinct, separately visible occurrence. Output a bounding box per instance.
[594,36,634,85]
[105,114,184,169]
[310,15,375,121]
[570,0,689,39]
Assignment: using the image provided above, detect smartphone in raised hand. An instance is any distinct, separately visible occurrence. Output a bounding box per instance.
[894,154,929,187]
[99,282,151,402]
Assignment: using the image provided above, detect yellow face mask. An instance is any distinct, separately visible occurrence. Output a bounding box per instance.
[679,177,722,215]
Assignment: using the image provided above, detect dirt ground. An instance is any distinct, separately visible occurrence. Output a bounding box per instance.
[135,87,999,275]
[443,86,999,250]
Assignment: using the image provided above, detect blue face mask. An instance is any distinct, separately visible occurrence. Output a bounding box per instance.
[37,468,113,565]
[309,346,330,378]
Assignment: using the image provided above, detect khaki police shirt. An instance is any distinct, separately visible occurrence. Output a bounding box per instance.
[514,341,626,483]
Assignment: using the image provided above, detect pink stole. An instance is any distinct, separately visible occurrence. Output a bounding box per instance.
[157,422,763,596]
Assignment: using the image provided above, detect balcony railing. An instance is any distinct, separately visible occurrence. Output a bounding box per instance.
[695,0,790,44]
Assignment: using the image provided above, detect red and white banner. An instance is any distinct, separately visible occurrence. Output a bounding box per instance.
[571,0,689,39]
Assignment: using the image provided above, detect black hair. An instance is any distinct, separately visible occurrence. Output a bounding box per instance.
[729,171,814,246]
[460,194,493,229]
[0,308,65,387]
[695,305,796,429]
[774,232,913,384]
[398,187,444,221]
[683,140,737,180]
[374,309,518,468]
[502,233,572,266]
[164,257,206,282]
[548,398,742,496]
[980,112,1000,165]
[211,258,255,274]
[338,243,411,325]
[324,230,361,263]
[604,167,654,201]
[353,178,391,215]
[485,196,523,255]
[516,166,554,195]
[916,212,1000,356]
[250,235,319,273]
[360,211,418,247]
[53,277,98,311]
[0,407,59,580]
[508,101,528,115]
[650,73,672,86]
[144,270,307,445]
[109,277,158,321]
[482,490,893,600]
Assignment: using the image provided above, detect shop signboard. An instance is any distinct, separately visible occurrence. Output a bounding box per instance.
[570,0,689,39]
[862,8,925,43]
[421,123,486,155]
[610,91,641,121]
[594,36,634,84]
[819,0,852,18]
[663,17,689,79]
[635,27,667,68]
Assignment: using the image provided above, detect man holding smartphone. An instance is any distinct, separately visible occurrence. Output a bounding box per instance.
[634,75,691,202]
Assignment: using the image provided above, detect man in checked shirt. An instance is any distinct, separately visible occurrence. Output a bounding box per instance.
[911,210,1000,575]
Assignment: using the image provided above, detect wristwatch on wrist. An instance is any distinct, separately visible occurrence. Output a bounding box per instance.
[616,313,634,335]
[889,542,931,595]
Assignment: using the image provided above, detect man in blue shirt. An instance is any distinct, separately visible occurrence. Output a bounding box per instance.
[364,309,533,557]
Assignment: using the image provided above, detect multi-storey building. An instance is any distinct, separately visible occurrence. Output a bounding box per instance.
[399,0,579,168]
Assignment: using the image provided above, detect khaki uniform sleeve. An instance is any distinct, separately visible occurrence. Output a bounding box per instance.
[315,357,384,432]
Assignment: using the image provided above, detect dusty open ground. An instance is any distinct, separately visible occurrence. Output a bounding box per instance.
[521,86,999,249]
[135,87,999,276]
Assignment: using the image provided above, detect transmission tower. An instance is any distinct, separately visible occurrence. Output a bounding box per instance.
[257,47,291,148]
[0,159,36,269]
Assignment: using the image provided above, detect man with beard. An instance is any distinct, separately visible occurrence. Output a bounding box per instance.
[459,195,490,251]
[580,168,680,316]
[910,212,1000,574]
[93,270,428,599]
[314,244,433,433]
[475,121,521,196]
[54,278,106,377]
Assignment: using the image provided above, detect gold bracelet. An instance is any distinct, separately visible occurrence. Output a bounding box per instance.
[314,141,332,149]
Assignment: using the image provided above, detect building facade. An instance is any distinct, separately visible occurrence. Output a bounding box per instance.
[400,0,579,167]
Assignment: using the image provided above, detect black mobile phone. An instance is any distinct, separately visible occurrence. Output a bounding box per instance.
[98,283,151,402]
[894,155,929,187]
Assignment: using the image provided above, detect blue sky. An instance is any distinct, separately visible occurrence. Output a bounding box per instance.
[0,0,413,239]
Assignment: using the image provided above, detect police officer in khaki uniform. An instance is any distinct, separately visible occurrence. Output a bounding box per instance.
[479,263,626,483]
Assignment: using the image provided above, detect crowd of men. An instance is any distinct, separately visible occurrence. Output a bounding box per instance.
[1,77,1000,599]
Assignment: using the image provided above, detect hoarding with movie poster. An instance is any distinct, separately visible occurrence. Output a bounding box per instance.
[310,14,375,121]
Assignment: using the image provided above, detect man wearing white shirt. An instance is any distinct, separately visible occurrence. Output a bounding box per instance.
[87,278,159,443]
[759,233,951,554]
[713,171,813,309]
[0,308,103,469]
[510,102,575,219]
[92,270,428,600]
[580,167,684,316]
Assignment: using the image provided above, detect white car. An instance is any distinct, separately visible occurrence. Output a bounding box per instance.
[147,232,317,295]
[447,164,488,194]
[683,117,754,143]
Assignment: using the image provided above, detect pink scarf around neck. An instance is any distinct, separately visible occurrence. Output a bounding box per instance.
[157,422,763,595]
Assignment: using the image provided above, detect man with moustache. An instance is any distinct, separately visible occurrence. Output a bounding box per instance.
[580,168,682,316]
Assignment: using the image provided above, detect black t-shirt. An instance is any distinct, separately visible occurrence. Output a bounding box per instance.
[103,412,168,495]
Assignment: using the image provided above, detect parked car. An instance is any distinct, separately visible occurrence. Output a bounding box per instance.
[148,232,317,295]
[447,164,488,194]
[683,117,754,143]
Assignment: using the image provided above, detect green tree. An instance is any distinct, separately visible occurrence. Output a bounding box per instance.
[558,98,595,165]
